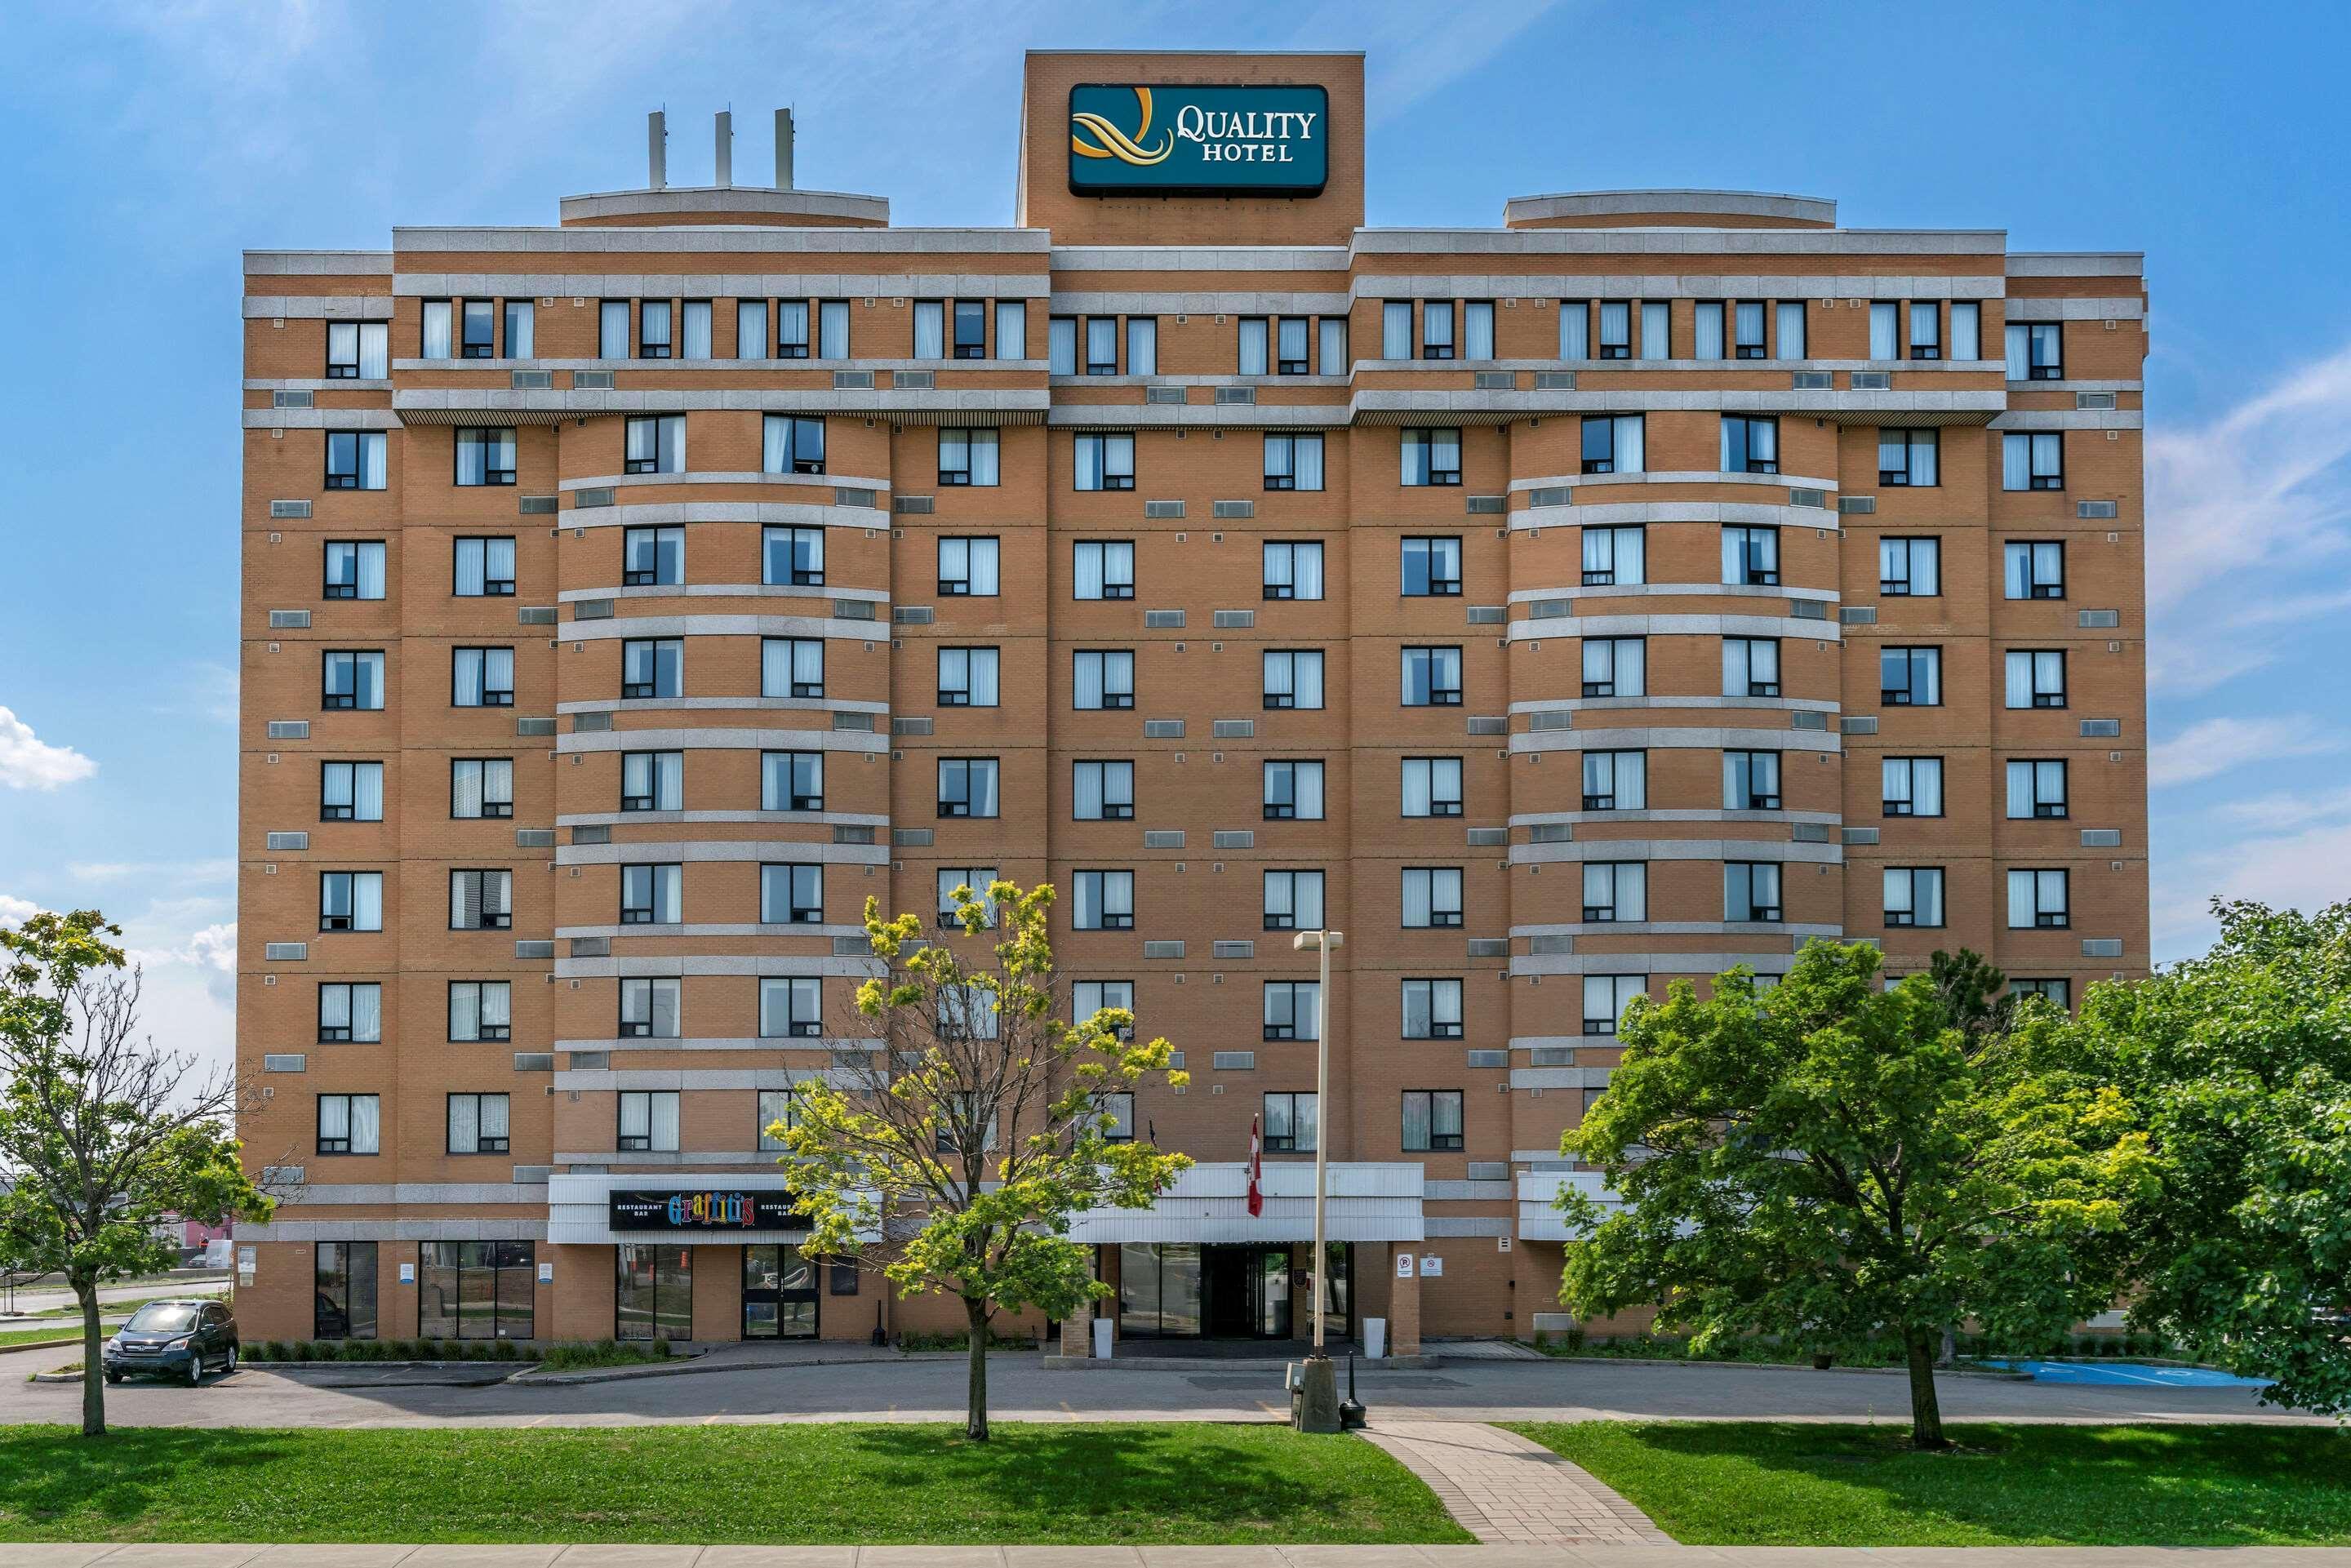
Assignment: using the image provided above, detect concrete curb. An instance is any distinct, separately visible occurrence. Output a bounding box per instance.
[0,1336,86,1357]
[511,1348,961,1387]
[1532,1354,2031,1380]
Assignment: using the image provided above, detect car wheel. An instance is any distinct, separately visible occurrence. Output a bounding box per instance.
[224,1342,239,1375]
[104,1371,122,1385]
[187,1355,205,1387]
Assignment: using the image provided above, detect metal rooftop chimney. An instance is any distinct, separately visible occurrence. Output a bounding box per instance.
[715,110,734,187]
[775,108,795,190]
[647,110,667,189]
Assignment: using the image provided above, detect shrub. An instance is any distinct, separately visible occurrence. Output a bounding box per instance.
[491,1339,520,1360]
[291,1339,315,1361]
[1562,1325,1586,1352]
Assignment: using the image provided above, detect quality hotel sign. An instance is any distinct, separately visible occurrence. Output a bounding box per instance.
[1069,84,1329,196]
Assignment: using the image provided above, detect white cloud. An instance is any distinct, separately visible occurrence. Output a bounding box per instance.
[2148,715,2345,788]
[128,921,236,976]
[68,858,235,886]
[0,895,38,929]
[0,706,98,790]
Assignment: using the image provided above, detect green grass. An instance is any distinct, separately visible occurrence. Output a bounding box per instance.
[0,1424,1474,1545]
[0,1327,87,1352]
[1508,1421,2351,1546]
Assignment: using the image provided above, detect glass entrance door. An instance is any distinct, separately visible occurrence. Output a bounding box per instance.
[743,1243,819,1339]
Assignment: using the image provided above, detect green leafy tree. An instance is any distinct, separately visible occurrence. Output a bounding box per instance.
[781,880,1190,1441]
[1927,947,2012,1043]
[2057,899,2351,1410]
[1557,940,2147,1447]
[0,909,273,1436]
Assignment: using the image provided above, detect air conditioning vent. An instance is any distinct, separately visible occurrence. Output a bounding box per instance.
[1529,1046,1575,1067]
[833,712,875,733]
[1465,605,1504,624]
[1211,830,1253,851]
[1851,371,1891,390]
[575,487,616,509]
[1466,716,1507,735]
[513,1165,554,1184]
[1792,371,1833,390]
[1144,829,1187,849]
[271,389,313,409]
[1143,501,1185,519]
[1528,824,1571,844]
[1212,1050,1256,1071]
[1838,606,1878,624]
[261,1166,306,1187]
[2078,500,2119,519]
[571,370,613,389]
[1212,939,1255,960]
[2081,828,2123,848]
[1528,486,1571,508]
[1143,718,1185,739]
[263,1054,307,1073]
[515,828,555,849]
[1467,938,1509,958]
[513,1052,555,1073]
[1788,486,1830,509]
[893,369,934,389]
[1534,371,1576,390]
[1473,371,1515,389]
[891,717,935,736]
[1466,827,1506,847]
[1528,711,1572,732]
[832,824,875,845]
[269,500,313,518]
[1792,822,1832,843]
[2080,718,2122,738]
[1212,500,1255,519]
[1212,719,1255,739]
[269,609,311,629]
[1143,940,1186,960]
[516,716,557,736]
[893,495,935,514]
[833,370,874,389]
[571,825,611,846]
[2081,939,2125,959]
[1213,609,1255,629]
[263,942,309,962]
[264,831,309,851]
[1790,710,1829,730]
[510,370,553,391]
[1465,494,1505,515]
[1790,598,1827,620]
[833,598,876,621]
[1213,386,1256,406]
[2078,609,2122,629]
[833,486,878,509]
[572,712,612,732]
[1528,934,1571,953]
[891,606,936,624]
[2075,391,2117,410]
[1465,1050,1509,1069]
[573,599,615,620]
[1145,385,1187,405]
[1841,827,1881,846]
[569,936,610,958]
[832,935,870,957]
[513,940,556,960]
[1527,599,1569,619]
[518,606,556,625]
[892,828,935,847]
[266,720,309,740]
[1838,495,1877,515]
[1839,716,1879,735]
[518,495,557,515]
[1143,608,1186,628]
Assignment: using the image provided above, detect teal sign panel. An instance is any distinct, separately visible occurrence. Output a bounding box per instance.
[1068,84,1330,196]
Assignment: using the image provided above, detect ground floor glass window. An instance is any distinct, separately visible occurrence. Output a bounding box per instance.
[313,1241,378,1339]
[419,1240,535,1339]
[743,1243,820,1339]
[616,1242,693,1340]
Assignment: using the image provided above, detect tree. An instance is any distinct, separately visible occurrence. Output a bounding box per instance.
[0,908,272,1437]
[2057,899,2351,1410]
[1926,947,2011,1043]
[780,880,1190,1441]
[1557,940,2146,1448]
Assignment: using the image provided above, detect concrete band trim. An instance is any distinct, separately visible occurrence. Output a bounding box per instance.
[1510,725,1844,755]
[1508,611,1842,642]
[1509,468,1840,495]
[562,612,886,642]
[553,955,887,979]
[553,809,888,829]
[1508,921,1847,939]
[1507,808,1842,828]
[392,356,1051,373]
[552,840,891,868]
[1509,949,1812,976]
[551,922,873,941]
[1508,694,1844,717]
[1351,226,2008,257]
[557,584,888,606]
[1513,497,1845,531]
[558,469,891,494]
[1509,582,1842,606]
[1352,273,2003,302]
[555,1036,887,1054]
[553,697,891,717]
[243,251,396,275]
[242,1219,548,1242]
[242,296,396,319]
[393,226,1053,256]
[549,500,896,531]
[552,1067,863,1091]
[262,1183,546,1206]
[1502,189,1837,225]
[241,410,401,431]
[554,187,892,225]
[553,726,890,756]
[1509,838,1845,866]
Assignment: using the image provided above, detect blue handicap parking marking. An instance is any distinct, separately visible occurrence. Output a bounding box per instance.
[1985,1358,2272,1388]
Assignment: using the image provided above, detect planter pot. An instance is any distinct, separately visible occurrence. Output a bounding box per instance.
[1812,1353,1835,1370]
[1090,1318,1113,1359]
[1362,1318,1388,1360]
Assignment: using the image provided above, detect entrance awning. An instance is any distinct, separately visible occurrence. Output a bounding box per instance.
[1517,1169,1626,1242]
[549,1172,879,1246]
[1068,1162,1424,1244]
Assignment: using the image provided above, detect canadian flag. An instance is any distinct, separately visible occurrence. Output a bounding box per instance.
[1247,1113,1264,1218]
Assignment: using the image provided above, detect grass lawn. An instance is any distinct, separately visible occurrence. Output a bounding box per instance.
[0,1327,87,1352]
[0,1423,1473,1545]
[1508,1421,2351,1546]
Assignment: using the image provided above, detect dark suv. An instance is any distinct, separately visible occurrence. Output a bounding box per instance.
[102,1299,239,1385]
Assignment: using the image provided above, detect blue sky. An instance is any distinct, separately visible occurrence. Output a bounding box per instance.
[3,0,2348,1071]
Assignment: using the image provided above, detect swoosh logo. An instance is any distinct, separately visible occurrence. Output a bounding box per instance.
[1072,87,1172,166]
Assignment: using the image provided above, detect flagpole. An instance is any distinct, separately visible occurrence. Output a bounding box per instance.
[1290,930,1341,1431]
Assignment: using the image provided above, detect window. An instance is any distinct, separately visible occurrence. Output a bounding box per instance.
[621,637,682,700]
[618,863,681,925]
[1263,650,1326,710]
[1582,862,1647,922]
[936,868,999,926]
[936,757,1001,819]
[1098,1091,1136,1144]
[1721,415,1780,474]
[762,526,827,588]
[1582,524,1646,587]
[956,300,989,359]
[1639,300,1670,359]
[937,646,1002,707]
[453,536,517,597]
[819,300,851,359]
[1555,299,1591,360]
[618,1090,681,1153]
[1380,300,1411,360]
[1402,979,1464,1039]
[1878,428,1940,487]
[1882,646,1943,707]
[1723,749,1781,811]
[325,321,389,380]
[762,415,825,476]
[935,535,998,597]
[1402,646,1464,706]
[2007,321,2064,380]
[323,430,387,490]
[759,976,824,1037]
[678,297,715,358]
[2012,978,2071,1010]
[1582,749,1646,811]
[1127,316,1158,375]
[1402,535,1464,595]
[447,1099,512,1161]
[422,300,455,359]
[1950,301,1980,362]
[598,300,630,358]
[1719,526,1776,586]
[1073,759,1136,820]
[1775,300,1807,358]
[1242,314,1304,375]
[1580,414,1645,475]
[1262,759,1325,821]
[638,300,673,358]
[995,300,1026,360]
[762,637,825,699]
[447,982,512,1043]
[1264,1090,1318,1153]
[1085,317,1118,375]
[623,525,685,586]
[762,750,824,812]
[619,977,680,1039]
[321,760,384,822]
[911,300,945,359]
[1884,867,1947,929]
[1726,862,1783,923]
[1402,756,1464,818]
[1879,536,1942,597]
[416,1240,535,1341]
[1073,540,1136,599]
[775,300,810,358]
[1262,541,1325,599]
[2006,650,2069,710]
[1584,975,1644,1036]
[1722,637,1780,698]
[1908,301,1942,361]
[1264,981,1321,1041]
[455,427,517,486]
[451,757,513,820]
[451,646,515,708]
[624,415,685,474]
[1073,980,1135,1036]
[1460,300,1495,360]
[1402,1090,1464,1153]
[935,427,1000,487]
[2003,432,2066,491]
[1882,756,1945,817]
[1402,866,1464,929]
[760,863,824,925]
[317,982,381,1043]
[1400,428,1462,486]
[1264,869,1325,931]
[1072,869,1136,931]
[1048,315,1078,375]
[1736,300,1770,359]
[323,540,386,601]
[2009,868,2071,930]
[1262,434,1324,491]
[758,1087,802,1148]
[1869,301,1900,360]
[1318,317,1348,375]
[1582,637,1646,698]
[314,1241,378,1341]
[2007,758,2069,820]
[1420,300,1455,359]
[318,871,383,932]
[2004,541,2065,599]
[615,1242,687,1343]
[1073,649,1136,709]
[1594,300,1632,359]
[449,868,513,931]
[736,300,767,360]
[1073,433,1136,491]
[317,1094,380,1156]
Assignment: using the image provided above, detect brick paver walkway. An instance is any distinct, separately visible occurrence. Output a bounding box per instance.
[1357,1419,1674,1545]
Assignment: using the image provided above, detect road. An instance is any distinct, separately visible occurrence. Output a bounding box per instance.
[0,1339,2317,1430]
[0,1273,229,1321]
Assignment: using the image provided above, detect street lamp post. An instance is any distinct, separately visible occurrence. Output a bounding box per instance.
[1291,928,1342,1432]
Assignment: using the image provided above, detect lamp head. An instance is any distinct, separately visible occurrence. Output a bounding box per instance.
[1291,930,1344,953]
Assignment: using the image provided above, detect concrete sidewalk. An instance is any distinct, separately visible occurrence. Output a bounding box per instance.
[11,1548,2349,1566]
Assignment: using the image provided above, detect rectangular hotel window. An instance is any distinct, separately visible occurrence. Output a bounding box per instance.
[1400,427,1462,486]
[1262,433,1324,491]
[1262,540,1325,599]
[2013,978,2071,1010]
[936,868,1000,926]
[1559,300,1590,360]
[1881,646,1943,707]
[420,1242,534,1341]
[453,535,517,596]
[1735,300,1769,358]
[1264,1090,1318,1153]
[323,430,387,491]
[759,976,824,1037]
[616,1243,690,1343]
[326,321,389,379]
[1402,867,1464,929]
[938,646,1002,708]
[1950,301,1980,361]
[624,415,686,475]
[1381,300,1411,359]
[638,300,673,358]
[1264,869,1325,931]
[1871,301,1900,360]
[762,637,825,699]
[1884,867,1947,929]
[2007,321,2064,380]
[317,982,381,1043]
[1720,525,1776,586]
[678,300,712,360]
[762,750,824,812]
[454,427,516,486]
[421,300,453,359]
[1402,1090,1464,1153]
[1580,414,1644,475]
[618,1090,680,1153]
[1878,428,1940,487]
[1775,300,1806,358]
[1583,749,1645,811]
[316,1094,380,1156]
[1098,1092,1135,1143]
[1048,315,1078,375]
[2009,868,2071,930]
[1264,980,1321,1041]
[598,300,630,358]
[448,868,513,931]
[1584,975,1644,1036]
[936,428,1000,486]
[2005,540,2066,599]
[1597,300,1631,358]
[623,525,685,587]
[1695,300,1726,360]
[314,1242,378,1341]
[1723,749,1781,811]
[1463,301,1495,360]
[1722,637,1780,698]
[1420,300,1455,359]
[1721,415,1780,474]
[447,983,512,1044]
[953,300,988,358]
[1402,535,1464,595]
[1073,760,1136,820]
[2006,649,2069,709]
[1401,646,1463,706]
[1073,650,1136,710]
[1582,636,1646,698]
[318,871,383,932]
[1909,301,1942,360]
[762,526,824,587]
[323,540,386,601]
[620,637,682,700]
[1879,536,1942,597]
[619,976,681,1038]
[1073,433,1136,491]
[736,300,767,360]
[1127,317,1158,375]
[2004,432,2066,491]
[321,650,384,711]
[1882,756,1945,817]
[995,300,1026,360]
[936,535,999,597]
[1238,317,1269,375]
[1639,300,1669,359]
[1072,870,1136,931]
[1726,862,1783,923]
[451,646,514,708]
[1318,316,1348,375]
[1402,757,1464,818]
[817,300,850,359]
[762,415,825,475]
[618,863,681,925]
[912,300,944,359]
[2008,758,2070,819]
[774,300,809,357]
[1262,759,1325,821]
[1275,315,1311,374]
[937,757,1001,820]
[1583,524,1646,586]
[1581,861,1646,922]
[1402,979,1464,1040]
[758,1087,803,1148]
[1086,316,1118,375]
[619,750,682,813]
[1073,540,1136,599]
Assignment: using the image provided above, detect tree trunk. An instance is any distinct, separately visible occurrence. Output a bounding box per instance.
[962,1296,990,1442]
[1904,1327,1947,1450]
[77,1274,106,1438]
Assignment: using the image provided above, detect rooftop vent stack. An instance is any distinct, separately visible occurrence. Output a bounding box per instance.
[647,110,667,189]
[714,110,733,187]
[775,108,795,190]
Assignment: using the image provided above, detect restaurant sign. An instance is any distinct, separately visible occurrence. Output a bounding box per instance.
[1069,84,1329,196]
[607,1189,807,1231]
